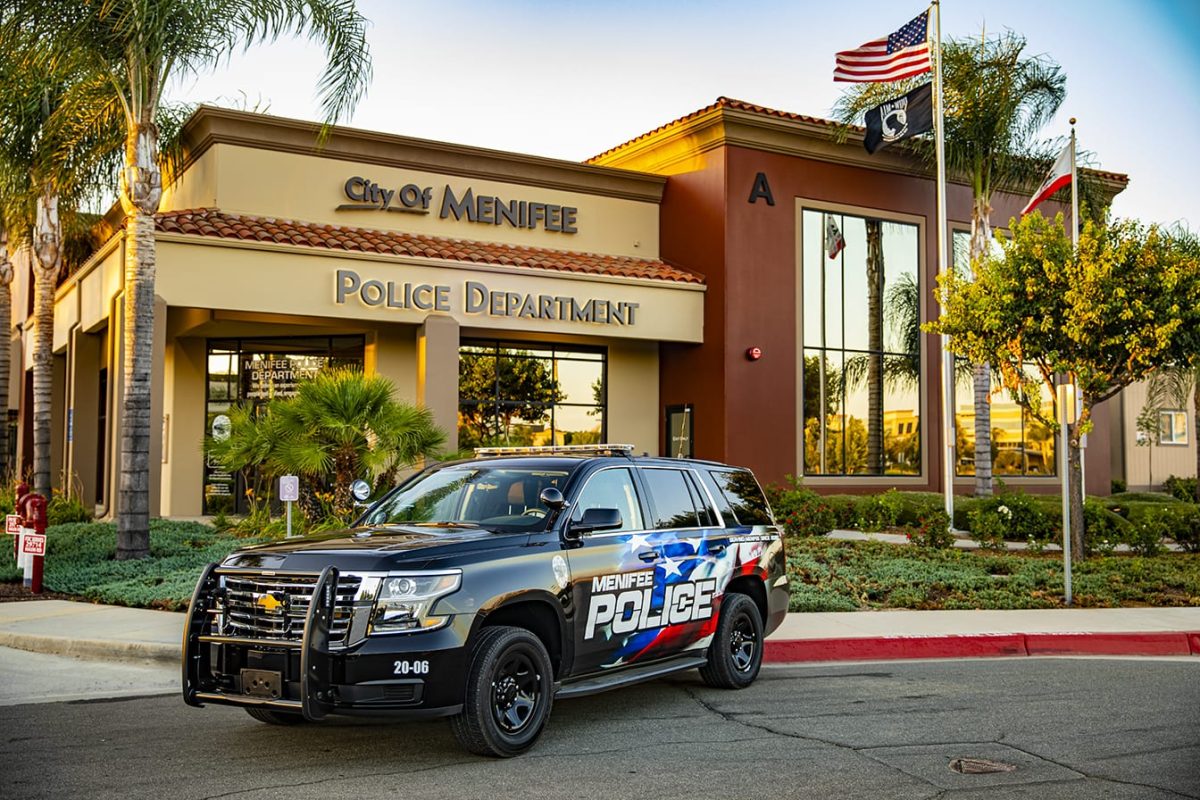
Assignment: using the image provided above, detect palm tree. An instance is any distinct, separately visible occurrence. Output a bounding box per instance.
[0,230,12,475]
[10,1,372,558]
[835,31,1067,497]
[0,27,121,497]
[270,370,445,520]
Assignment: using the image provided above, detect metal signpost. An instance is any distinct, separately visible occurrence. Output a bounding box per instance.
[1058,383,1074,606]
[279,475,300,538]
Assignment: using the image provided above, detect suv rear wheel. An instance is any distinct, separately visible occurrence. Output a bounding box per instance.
[450,625,554,757]
[699,593,763,689]
[244,707,309,725]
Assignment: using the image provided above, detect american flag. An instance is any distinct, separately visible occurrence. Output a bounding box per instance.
[834,11,932,83]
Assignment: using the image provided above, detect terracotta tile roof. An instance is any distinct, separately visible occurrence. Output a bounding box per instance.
[588,96,1131,185]
[155,208,703,285]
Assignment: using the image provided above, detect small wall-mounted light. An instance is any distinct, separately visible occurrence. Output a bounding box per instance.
[745,347,763,361]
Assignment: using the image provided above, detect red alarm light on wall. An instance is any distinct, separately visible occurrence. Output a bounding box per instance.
[746,347,763,361]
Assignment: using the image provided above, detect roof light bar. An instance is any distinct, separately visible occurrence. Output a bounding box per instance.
[473,444,636,458]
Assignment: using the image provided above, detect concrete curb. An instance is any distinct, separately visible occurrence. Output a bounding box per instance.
[764,631,1200,663]
[0,632,178,665]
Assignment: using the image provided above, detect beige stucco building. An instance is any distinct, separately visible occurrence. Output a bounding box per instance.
[23,107,704,517]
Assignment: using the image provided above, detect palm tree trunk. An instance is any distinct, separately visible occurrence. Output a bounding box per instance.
[116,119,162,560]
[0,248,12,477]
[970,195,994,497]
[32,188,61,498]
[865,220,884,474]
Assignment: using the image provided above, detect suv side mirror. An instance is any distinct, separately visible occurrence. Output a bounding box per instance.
[566,507,622,541]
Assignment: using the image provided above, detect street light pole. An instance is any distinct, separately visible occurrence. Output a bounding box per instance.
[1058,382,1073,606]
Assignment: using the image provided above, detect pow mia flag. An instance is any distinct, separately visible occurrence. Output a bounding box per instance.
[863,82,933,154]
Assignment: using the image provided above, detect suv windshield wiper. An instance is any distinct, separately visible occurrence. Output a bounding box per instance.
[407,521,477,529]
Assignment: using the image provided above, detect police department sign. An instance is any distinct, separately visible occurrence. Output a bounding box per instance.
[334,269,639,327]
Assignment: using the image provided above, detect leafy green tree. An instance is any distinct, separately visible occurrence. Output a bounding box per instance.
[836,31,1068,496]
[458,352,564,447]
[927,213,1200,558]
[7,0,372,558]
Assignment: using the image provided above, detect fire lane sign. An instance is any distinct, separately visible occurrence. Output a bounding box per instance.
[21,533,46,556]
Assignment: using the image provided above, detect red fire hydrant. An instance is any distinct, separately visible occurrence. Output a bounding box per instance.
[11,485,47,594]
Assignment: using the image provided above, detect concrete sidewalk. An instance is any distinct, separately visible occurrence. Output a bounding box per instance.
[2,599,1198,665]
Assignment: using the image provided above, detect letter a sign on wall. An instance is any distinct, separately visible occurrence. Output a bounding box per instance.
[748,172,775,206]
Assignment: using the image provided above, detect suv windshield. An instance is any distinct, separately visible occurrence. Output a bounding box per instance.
[363,466,571,533]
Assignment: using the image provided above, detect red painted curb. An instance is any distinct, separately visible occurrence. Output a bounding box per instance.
[1025,632,1191,657]
[764,631,1200,663]
[764,633,1027,663]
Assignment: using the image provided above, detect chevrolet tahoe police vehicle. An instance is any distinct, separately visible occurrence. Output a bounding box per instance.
[182,444,788,757]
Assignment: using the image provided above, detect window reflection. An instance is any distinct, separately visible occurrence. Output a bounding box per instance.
[457,341,605,449]
[953,359,1055,476]
[802,210,921,476]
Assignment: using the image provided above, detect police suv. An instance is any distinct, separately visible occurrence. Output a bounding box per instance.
[182,445,788,757]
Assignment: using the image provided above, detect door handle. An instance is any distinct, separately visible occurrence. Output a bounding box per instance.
[637,550,660,562]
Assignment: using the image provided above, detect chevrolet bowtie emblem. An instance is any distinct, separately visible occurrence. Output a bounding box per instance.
[255,593,285,614]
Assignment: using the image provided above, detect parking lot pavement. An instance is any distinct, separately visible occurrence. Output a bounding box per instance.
[1,657,1196,800]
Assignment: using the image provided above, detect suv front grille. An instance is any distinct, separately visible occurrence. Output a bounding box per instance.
[222,573,363,645]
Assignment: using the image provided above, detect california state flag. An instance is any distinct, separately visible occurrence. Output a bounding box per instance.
[1021,142,1073,216]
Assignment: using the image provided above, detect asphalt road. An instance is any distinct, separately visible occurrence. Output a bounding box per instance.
[1,656,1196,800]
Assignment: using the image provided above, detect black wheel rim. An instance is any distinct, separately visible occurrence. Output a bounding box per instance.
[491,649,541,734]
[729,614,758,672]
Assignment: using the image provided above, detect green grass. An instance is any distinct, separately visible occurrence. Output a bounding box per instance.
[0,520,270,610]
[786,538,1200,612]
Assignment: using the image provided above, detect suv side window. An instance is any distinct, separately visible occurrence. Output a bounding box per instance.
[641,468,714,530]
[708,469,773,526]
[571,468,644,533]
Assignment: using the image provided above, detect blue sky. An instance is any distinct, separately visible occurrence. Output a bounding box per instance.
[171,0,1200,228]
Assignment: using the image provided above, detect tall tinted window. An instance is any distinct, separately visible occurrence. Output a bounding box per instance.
[802,210,921,476]
[709,470,772,526]
[642,469,711,530]
[949,232,1055,477]
[458,341,605,449]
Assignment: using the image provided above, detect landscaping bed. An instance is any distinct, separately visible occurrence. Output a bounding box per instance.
[787,538,1200,612]
[0,520,269,610]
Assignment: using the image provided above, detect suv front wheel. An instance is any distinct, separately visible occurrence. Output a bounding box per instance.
[699,593,764,689]
[450,625,555,757]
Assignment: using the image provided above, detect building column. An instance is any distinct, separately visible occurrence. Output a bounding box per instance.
[416,315,459,453]
[162,336,207,518]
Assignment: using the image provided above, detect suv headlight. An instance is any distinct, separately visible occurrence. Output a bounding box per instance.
[369,571,461,634]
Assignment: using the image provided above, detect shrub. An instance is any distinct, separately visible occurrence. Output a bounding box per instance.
[968,507,1009,551]
[1127,508,1171,556]
[1082,499,1132,556]
[823,495,861,529]
[1163,475,1198,503]
[1107,491,1183,505]
[47,493,93,525]
[905,508,954,549]
[1111,478,1127,494]
[1169,505,1200,553]
[768,477,836,538]
[857,489,904,532]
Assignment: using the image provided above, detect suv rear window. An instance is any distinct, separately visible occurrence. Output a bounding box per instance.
[641,468,714,529]
[708,470,772,526]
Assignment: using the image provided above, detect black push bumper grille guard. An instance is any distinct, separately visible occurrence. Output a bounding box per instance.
[182,564,340,721]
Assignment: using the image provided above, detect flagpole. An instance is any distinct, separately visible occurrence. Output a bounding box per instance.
[1070,118,1085,502]
[932,0,954,520]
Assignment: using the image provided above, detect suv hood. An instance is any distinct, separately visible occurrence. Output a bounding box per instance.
[222,525,528,572]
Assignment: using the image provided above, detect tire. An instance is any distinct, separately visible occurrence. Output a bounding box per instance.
[449,625,555,757]
[699,593,764,689]
[244,707,310,725]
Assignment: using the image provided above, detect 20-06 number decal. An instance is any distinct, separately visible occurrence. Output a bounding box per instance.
[394,660,430,675]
